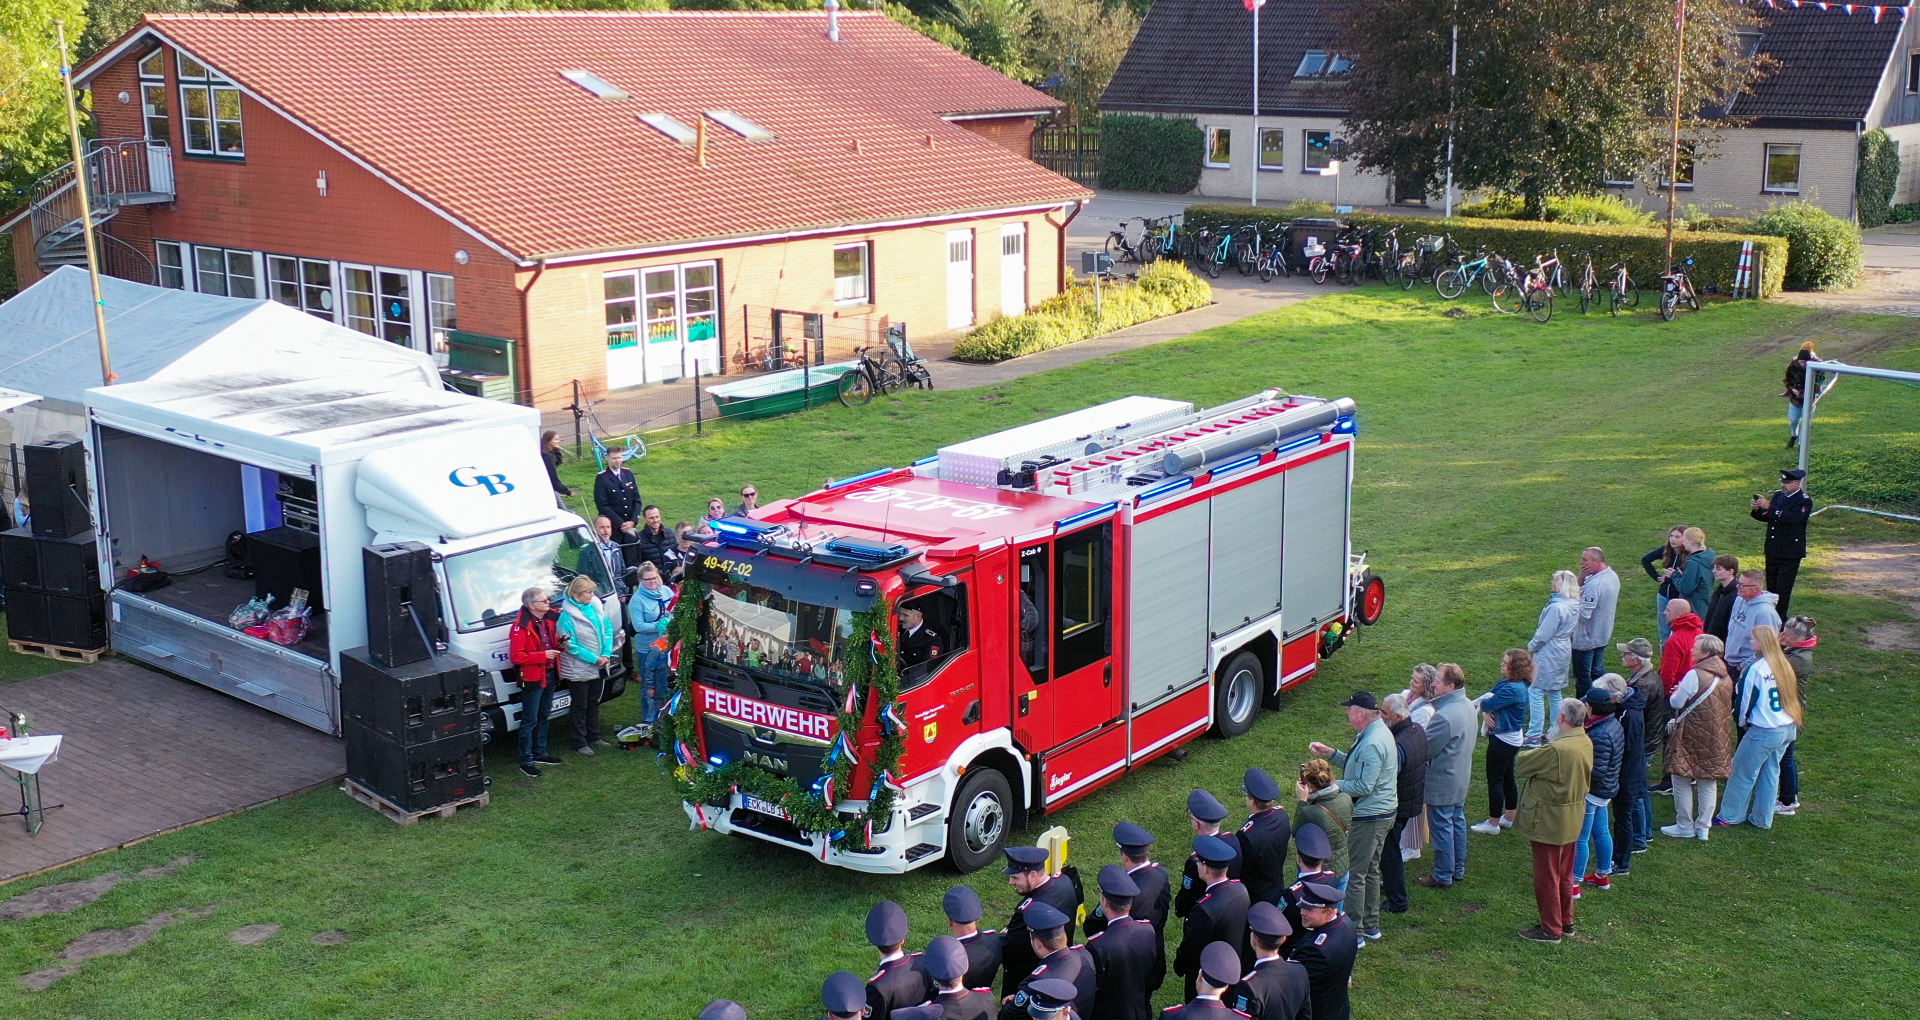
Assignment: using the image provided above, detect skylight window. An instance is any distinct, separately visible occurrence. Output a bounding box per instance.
[1326,54,1353,75]
[1295,51,1328,76]
[560,70,628,101]
[704,110,775,142]
[638,112,698,145]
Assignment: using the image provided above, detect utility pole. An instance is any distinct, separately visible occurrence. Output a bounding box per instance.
[54,20,113,386]
[1663,0,1687,271]
[1248,0,1262,206]
[1443,8,1457,218]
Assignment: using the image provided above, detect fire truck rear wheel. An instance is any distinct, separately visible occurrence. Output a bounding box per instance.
[1212,650,1263,739]
[946,767,1013,873]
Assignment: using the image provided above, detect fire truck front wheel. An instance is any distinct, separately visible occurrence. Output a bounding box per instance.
[1212,650,1263,739]
[946,767,1013,873]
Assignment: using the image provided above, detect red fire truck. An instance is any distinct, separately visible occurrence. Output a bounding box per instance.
[680,389,1384,873]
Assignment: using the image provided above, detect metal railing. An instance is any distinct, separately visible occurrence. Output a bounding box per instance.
[26,138,174,267]
[1031,123,1100,186]
[734,305,904,376]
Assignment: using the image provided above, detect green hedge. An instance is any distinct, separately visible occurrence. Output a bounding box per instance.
[1748,202,1862,291]
[1856,129,1900,229]
[1184,204,1788,297]
[1099,114,1202,194]
[952,260,1212,361]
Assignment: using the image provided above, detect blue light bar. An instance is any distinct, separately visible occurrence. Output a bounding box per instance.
[1271,432,1322,458]
[710,517,776,538]
[1210,452,1262,477]
[912,454,939,466]
[825,467,896,490]
[1135,476,1193,505]
[1331,416,1358,435]
[1055,501,1119,532]
[708,755,725,766]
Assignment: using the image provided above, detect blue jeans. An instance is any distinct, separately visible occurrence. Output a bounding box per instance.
[639,649,670,724]
[1630,792,1652,847]
[1571,801,1612,879]
[1428,803,1468,884]
[1721,723,1797,828]
[517,682,554,764]
[1332,871,1349,914]
[1779,741,1799,804]
[1526,686,1558,739]
[1656,593,1671,644]
[1787,399,1804,439]
[1571,647,1605,699]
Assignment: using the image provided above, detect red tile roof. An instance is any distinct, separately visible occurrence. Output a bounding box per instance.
[88,11,1087,262]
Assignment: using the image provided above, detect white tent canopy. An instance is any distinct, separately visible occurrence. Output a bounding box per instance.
[0,267,441,445]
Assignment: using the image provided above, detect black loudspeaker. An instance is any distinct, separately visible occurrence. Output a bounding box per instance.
[362,542,444,668]
[26,440,90,539]
[343,720,486,812]
[251,526,324,613]
[2,528,99,592]
[339,646,481,746]
[5,588,105,649]
[0,529,39,588]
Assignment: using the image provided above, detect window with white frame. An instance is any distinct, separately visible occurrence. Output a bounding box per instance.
[833,242,871,304]
[266,254,337,320]
[377,269,414,346]
[1909,52,1920,94]
[605,260,719,352]
[156,240,185,289]
[341,265,378,336]
[605,272,638,348]
[1259,129,1284,170]
[137,50,168,143]
[192,244,257,298]
[1205,127,1231,168]
[428,273,456,346]
[1659,143,1695,189]
[1764,143,1801,193]
[1304,130,1333,172]
[1295,51,1328,76]
[177,52,242,157]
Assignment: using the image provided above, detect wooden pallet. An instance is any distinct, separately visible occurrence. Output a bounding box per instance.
[342,778,489,826]
[8,640,108,664]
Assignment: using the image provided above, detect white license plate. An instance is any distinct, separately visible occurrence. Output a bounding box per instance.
[741,794,786,819]
[550,691,572,712]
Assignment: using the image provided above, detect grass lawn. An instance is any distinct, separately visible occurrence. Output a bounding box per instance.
[1,292,1916,1019]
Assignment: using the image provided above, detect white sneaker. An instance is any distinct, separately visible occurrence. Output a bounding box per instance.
[1660,823,1695,839]
[1498,817,1514,829]
[1695,827,1709,841]
[1774,802,1798,816]
[1470,821,1503,835]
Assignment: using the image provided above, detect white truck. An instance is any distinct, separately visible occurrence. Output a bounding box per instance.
[84,370,625,737]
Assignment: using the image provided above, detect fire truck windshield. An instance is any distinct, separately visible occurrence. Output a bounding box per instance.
[698,580,856,695]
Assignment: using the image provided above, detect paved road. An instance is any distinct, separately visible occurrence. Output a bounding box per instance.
[1863,221,1920,269]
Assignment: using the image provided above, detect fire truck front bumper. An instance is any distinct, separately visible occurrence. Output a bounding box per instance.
[683,790,949,874]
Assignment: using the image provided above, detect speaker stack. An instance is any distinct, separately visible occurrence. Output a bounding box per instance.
[3,441,105,652]
[341,541,487,818]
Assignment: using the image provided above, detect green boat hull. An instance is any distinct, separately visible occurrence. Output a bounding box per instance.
[707,362,859,420]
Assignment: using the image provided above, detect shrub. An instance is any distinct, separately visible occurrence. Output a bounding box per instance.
[1747,202,1862,291]
[1687,216,1752,234]
[1856,129,1901,229]
[1890,202,1920,224]
[1184,203,1789,297]
[1454,194,1653,226]
[1098,114,1202,194]
[952,260,1212,361]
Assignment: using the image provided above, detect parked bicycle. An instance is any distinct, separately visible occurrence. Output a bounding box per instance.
[1104,218,1154,265]
[1331,228,1366,285]
[837,344,906,406]
[1657,256,1701,322]
[1607,255,1640,316]
[885,325,933,390]
[1434,244,1498,299]
[1234,223,1270,277]
[1254,229,1290,281]
[1303,235,1335,284]
[1572,248,1600,314]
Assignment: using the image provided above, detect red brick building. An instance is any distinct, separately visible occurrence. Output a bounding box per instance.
[9,11,1089,406]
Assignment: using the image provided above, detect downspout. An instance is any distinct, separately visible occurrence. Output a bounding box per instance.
[1049,200,1085,294]
[1850,121,1862,224]
[519,258,548,405]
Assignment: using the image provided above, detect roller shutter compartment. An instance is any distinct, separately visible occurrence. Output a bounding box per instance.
[1127,500,1210,711]
[1208,473,1283,636]
[1279,449,1350,639]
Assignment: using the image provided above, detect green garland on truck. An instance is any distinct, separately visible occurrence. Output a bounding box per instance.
[657,583,906,850]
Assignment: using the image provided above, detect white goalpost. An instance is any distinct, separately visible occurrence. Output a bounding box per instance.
[1795,358,1920,524]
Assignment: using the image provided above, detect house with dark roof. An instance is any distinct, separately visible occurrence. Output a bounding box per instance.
[5,11,1089,406]
[1102,0,1920,219]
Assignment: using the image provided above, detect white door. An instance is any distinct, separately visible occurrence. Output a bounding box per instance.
[946,229,974,330]
[1000,224,1027,317]
[642,266,683,383]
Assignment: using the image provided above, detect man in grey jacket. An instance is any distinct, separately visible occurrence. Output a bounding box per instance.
[1417,664,1477,890]
[1572,547,1620,699]
[1724,569,1782,679]
[1309,692,1397,944]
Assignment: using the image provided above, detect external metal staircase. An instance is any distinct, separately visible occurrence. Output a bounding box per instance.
[25,138,174,283]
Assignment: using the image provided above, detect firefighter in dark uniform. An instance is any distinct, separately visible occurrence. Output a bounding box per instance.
[698,1001,746,1020]
[1001,846,1082,999]
[1174,835,1250,1001]
[1023,979,1083,1020]
[923,935,997,1020]
[1231,903,1311,1020]
[1000,901,1095,1020]
[818,971,869,1020]
[897,604,944,670]
[1287,883,1356,1020]
[927,885,1002,993]
[1085,822,1171,994]
[866,901,932,1020]
[1278,824,1339,958]
[1750,467,1813,615]
[1161,942,1252,1020]
[1175,791,1242,920]
[1084,865,1157,1020]
[1235,768,1292,908]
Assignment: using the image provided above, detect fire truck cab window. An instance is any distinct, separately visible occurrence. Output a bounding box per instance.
[698,582,855,694]
[1019,545,1048,679]
[1054,524,1111,676]
[898,587,966,688]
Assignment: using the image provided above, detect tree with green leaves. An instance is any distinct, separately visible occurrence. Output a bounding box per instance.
[1,0,87,211]
[1024,0,1138,121]
[1335,0,1769,216]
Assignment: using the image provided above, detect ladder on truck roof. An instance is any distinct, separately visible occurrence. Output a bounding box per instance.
[1036,393,1343,499]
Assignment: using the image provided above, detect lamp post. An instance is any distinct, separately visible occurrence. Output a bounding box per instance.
[1443,8,1457,218]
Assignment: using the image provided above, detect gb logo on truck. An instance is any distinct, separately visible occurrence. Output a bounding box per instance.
[448,467,514,495]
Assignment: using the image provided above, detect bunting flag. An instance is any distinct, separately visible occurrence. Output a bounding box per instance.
[666,689,683,718]
[821,774,836,805]
[881,703,907,736]
[668,640,682,674]
[842,682,859,716]
[1738,0,1907,19]
[868,629,884,663]
[836,731,862,766]
[880,770,906,794]
[675,739,699,768]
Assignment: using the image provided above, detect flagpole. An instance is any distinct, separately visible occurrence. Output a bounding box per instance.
[1663,0,1686,271]
[54,20,113,387]
[1249,0,1260,206]
[1444,8,1457,218]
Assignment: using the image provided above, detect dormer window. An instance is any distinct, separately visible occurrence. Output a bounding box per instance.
[178,52,243,157]
[137,49,168,142]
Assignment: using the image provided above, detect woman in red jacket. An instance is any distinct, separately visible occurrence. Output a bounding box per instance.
[509,586,563,778]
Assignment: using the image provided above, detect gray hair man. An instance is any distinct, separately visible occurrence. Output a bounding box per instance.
[1417,662,1476,890]
[1572,547,1620,698]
